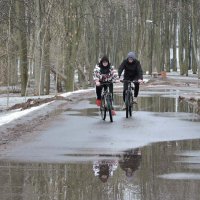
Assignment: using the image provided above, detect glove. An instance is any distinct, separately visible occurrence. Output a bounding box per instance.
[138,79,143,84]
[96,81,100,86]
[119,76,123,83]
[101,74,108,81]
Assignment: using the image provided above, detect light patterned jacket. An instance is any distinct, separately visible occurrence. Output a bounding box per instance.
[93,64,118,83]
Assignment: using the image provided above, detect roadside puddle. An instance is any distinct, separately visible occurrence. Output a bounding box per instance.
[1,140,200,200]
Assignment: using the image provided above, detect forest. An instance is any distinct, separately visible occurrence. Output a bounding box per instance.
[0,0,200,96]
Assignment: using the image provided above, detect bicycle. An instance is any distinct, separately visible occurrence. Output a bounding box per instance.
[121,80,138,118]
[99,82,114,122]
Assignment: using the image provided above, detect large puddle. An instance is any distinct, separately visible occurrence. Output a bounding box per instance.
[1,140,200,200]
[0,90,200,200]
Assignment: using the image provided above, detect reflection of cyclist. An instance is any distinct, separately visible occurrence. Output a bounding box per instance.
[119,148,142,177]
[93,56,118,114]
[118,52,143,104]
[93,160,118,183]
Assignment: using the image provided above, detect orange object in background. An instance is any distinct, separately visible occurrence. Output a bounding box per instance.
[161,71,167,78]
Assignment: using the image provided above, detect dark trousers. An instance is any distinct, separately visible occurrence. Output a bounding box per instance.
[96,83,113,100]
[123,82,139,102]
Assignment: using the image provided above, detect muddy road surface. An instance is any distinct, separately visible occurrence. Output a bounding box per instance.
[0,77,200,200]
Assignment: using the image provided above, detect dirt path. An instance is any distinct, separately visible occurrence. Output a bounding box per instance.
[0,76,199,150]
[0,91,93,149]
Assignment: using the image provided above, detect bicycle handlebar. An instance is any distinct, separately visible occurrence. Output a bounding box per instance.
[120,80,139,83]
[100,81,117,85]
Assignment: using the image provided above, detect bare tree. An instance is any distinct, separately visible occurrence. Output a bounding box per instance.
[15,0,28,96]
[1,0,200,95]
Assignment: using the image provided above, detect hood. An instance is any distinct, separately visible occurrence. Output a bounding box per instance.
[100,56,110,66]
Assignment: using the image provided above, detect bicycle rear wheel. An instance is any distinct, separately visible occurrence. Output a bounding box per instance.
[100,97,106,120]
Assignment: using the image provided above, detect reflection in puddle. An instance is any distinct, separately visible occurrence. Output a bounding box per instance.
[1,141,200,200]
[158,141,200,181]
[176,150,200,158]
[118,148,142,179]
[175,150,200,165]
[93,160,118,183]
[65,93,200,121]
[158,173,200,180]
[92,148,141,183]
[0,148,142,200]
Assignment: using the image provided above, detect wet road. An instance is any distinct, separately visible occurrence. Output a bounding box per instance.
[0,89,200,200]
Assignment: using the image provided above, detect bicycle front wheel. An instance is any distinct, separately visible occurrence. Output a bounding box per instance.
[125,91,132,118]
[106,94,113,122]
[129,104,132,117]
[108,108,113,122]
[100,97,106,120]
[129,94,133,117]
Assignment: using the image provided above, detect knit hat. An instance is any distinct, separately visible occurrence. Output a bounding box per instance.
[127,52,136,60]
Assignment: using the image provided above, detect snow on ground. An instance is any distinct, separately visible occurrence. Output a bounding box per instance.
[0,102,54,126]
[0,95,54,110]
[0,88,95,127]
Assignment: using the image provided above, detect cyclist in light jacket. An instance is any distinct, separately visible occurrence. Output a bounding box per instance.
[118,52,143,104]
[93,55,118,114]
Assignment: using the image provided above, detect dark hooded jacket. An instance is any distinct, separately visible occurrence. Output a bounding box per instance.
[118,57,143,81]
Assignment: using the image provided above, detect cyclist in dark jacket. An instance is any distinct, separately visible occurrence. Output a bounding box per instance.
[118,52,143,103]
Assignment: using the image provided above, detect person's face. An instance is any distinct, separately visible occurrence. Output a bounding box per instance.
[128,57,134,63]
[102,61,108,66]
[100,175,108,182]
[126,168,133,177]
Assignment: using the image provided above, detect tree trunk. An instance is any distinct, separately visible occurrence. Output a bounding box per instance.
[15,0,28,96]
[172,9,177,71]
[63,0,80,92]
[44,22,51,95]
[191,0,200,78]
[40,1,52,95]
[34,0,42,95]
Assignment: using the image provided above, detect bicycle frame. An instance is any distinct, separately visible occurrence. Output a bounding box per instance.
[100,82,113,122]
[121,80,137,118]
